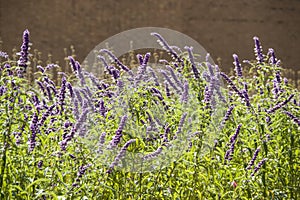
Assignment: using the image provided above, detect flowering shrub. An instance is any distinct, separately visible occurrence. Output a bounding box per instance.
[0,29,299,199]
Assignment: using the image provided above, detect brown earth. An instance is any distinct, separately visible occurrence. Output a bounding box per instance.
[0,0,300,73]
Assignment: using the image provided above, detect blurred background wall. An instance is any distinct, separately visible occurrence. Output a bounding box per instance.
[0,0,300,72]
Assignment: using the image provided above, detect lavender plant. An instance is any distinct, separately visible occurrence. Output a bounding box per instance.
[0,30,299,200]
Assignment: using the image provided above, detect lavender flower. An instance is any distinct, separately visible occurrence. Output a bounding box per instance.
[203,77,216,105]
[17,29,30,75]
[283,78,288,85]
[165,81,171,97]
[251,158,267,176]
[38,104,56,127]
[202,71,211,82]
[13,131,22,145]
[151,32,184,65]
[135,53,150,82]
[173,112,187,139]
[225,124,242,162]
[220,72,244,99]
[107,139,136,173]
[60,107,89,150]
[73,164,92,186]
[65,82,73,97]
[265,116,271,124]
[37,160,43,169]
[80,88,95,111]
[100,49,134,77]
[63,121,73,139]
[109,115,128,148]
[229,124,242,144]
[166,65,184,90]
[0,51,8,59]
[151,88,164,101]
[185,46,200,79]
[3,63,12,76]
[222,105,235,125]
[99,132,106,145]
[233,54,242,78]
[246,147,260,170]
[275,71,281,83]
[99,99,106,117]
[69,154,76,159]
[242,89,251,107]
[137,54,143,65]
[143,146,163,160]
[283,111,300,126]
[74,89,83,106]
[267,94,294,114]
[58,76,67,112]
[68,56,78,71]
[160,70,180,93]
[85,72,102,90]
[267,48,277,65]
[28,112,39,152]
[253,36,264,64]
[180,81,189,103]
[148,67,159,86]
[72,97,80,119]
[76,61,86,86]
[77,164,92,178]
[45,63,59,71]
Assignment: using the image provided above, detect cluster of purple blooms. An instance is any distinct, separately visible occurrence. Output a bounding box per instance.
[2,29,299,184]
[17,29,31,77]
[224,124,242,162]
[107,139,136,173]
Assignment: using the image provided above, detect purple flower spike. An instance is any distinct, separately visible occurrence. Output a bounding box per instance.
[17,29,30,76]
[233,54,243,78]
[107,139,136,173]
[242,89,251,107]
[68,56,77,71]
[253,36,264,64]
[0,51,8,59]
[220,72,244,99]
[166,65,183,90]
[173,112,187,139]
[230,124,242,144]
[267,48,277,65]
[165,81,171,97]
[28,112,39,152]
[251,158,267,176]
[66,82,74,97]
[185,46,200,79]
[137,54,143,65]
[99,99,106,117]
[37,160,43,169]
[225,124,242,162]
[143,146,163,160]
[142,52,151,66]
[58,76,67,112]
[37,65,45,73]
[222,105,235,125]
[267,94,294,114]
[283,111,300,126]
[246,147,260,170]
[100,49,134,77]
[180,81,189,103]
[75,61,86,86]
[151,32,184,65]
[109,115,128,148]
[38,104,56,127]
